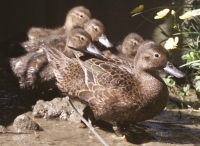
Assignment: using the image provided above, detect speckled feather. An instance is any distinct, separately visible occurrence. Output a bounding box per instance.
[43,45,88,98]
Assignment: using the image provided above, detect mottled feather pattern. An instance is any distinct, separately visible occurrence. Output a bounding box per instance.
[71,41,169,123]
[88,59,134,89]
[71,51,150,121]
[43,46,88,98]
[44,45,143,122]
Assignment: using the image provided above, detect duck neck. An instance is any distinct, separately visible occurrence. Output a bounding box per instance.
[64,18,73,32]
[134,69,168,104]
[63,46,75,58]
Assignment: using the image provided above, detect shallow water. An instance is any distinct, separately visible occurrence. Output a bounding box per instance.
[1,109,200,146]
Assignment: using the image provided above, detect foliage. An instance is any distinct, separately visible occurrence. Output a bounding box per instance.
[131,0,200,95]
[163,75,176,88]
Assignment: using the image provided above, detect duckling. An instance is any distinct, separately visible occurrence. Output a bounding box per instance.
[103,32,144,61]
[10,28,99,89]
[43,40,181,136]
[83,19,113,48]
[23,19,112,53]
[27,6,91,41]
[116,32,144,59]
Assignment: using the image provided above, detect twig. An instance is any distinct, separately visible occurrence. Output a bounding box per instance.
[187,105,200,113]
[67,97,109,146]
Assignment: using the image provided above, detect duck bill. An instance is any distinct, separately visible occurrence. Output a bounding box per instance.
[163,61,185,78]
[98,34,113,48]
[86,43,102,55]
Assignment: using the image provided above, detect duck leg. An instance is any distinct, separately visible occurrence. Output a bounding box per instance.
[67,97,109,146]
[112,122,124,137]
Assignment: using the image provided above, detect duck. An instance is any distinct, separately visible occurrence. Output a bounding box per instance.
[103,32,144,61]
[43,40,181,136]
[27,6,92,41]
[10,28,99,88]
[83,19,113,48]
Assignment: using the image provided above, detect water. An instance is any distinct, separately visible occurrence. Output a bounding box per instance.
[1,110,200,146]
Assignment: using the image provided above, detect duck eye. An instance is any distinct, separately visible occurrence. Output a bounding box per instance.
[93,26,98,32]
[79,14,83,18]
[80,36,84,41]
[154,53,160,58]
[132,41,137,46]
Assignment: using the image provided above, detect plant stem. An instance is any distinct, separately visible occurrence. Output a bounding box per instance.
[67,97,109,146]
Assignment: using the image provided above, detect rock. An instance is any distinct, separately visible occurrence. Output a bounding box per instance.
[13,114,41,133]
[32,97,86,123]
[0,125,7,133]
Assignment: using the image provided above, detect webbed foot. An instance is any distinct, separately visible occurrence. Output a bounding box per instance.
[112,122,126,140]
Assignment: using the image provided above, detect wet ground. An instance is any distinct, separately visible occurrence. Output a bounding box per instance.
[0,40,200,146]
[1,108,200,146]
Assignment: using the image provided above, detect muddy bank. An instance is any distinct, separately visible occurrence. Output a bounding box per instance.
[1,101,200,146]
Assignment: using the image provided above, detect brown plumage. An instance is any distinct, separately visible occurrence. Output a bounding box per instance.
[43,40,170,136]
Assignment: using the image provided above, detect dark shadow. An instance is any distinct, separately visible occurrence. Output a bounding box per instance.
[0,31,28,58]
[0,39,62,126]
[0,0,170,42]
[83,106,200,145]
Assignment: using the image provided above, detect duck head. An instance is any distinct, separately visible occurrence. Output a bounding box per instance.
[134,41,168,72]
[66,28,101,56]
[134,40,185,78]
[64,6,92,32]
[84,19,113,48]
[121,33,144,57]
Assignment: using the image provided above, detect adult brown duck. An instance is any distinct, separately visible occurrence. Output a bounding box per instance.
[27,6,91,41]
[43,40,181,136]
